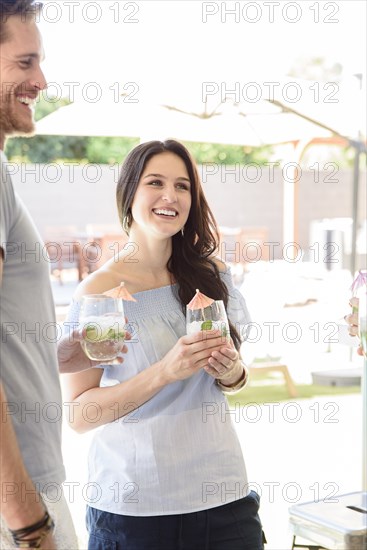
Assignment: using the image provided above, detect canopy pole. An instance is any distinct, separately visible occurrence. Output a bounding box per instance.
[282,140,310,260]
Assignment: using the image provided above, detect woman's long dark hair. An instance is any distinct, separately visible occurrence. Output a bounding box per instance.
[116,140,241,350]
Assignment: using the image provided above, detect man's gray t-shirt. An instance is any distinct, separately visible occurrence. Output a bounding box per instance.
[0,152,65,487]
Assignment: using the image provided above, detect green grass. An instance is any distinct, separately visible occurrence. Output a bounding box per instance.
[227,380,361,406]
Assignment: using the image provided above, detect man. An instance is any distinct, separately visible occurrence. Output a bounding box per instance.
[0,1,79,547]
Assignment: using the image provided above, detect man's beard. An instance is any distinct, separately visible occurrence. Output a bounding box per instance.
[0,90,36,140]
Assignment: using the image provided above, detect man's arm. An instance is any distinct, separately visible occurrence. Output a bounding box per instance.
[0,382,46,529]
[0,254,41,528]
[0,255,56,547]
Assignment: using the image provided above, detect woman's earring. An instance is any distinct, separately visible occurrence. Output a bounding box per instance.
[122,215,130,234]
[181,226,185,237]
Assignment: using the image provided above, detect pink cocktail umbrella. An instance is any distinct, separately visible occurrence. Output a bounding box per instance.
[187,289,214,311]
[187,289,215,328]
[351,270,367,295]
[103,282,137,302]
[350,270,367,312]
[187,289,230,337]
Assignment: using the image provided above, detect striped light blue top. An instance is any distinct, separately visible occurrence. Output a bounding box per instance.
[66,265,251,516]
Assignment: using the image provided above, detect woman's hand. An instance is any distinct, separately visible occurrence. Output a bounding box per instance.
[345,297,364,356]
[58,324,131,373]
[204,339,244,385]
[159,330,226,382]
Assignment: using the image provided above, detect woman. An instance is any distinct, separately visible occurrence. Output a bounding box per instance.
[61,140,265,549]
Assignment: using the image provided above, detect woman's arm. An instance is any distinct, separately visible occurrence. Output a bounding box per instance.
[62,361,169,434]
[62,330,226,433]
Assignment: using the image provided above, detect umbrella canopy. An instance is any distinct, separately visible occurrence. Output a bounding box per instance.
[140,99,332,146]
[269,76,366,142]
[187,289,215,311]
[104,282,136,302]
[36,100,143,138]
[36,97,331,146]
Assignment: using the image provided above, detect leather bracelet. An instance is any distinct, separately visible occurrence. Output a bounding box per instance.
[216,363,248,394]
[10,509,54,548]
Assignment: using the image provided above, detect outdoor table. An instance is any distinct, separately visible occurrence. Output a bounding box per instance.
[289,491,367,549]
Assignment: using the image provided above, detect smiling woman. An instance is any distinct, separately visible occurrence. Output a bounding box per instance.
[128,151,192,240]
[59,139,265,549]
[115,140,241,317]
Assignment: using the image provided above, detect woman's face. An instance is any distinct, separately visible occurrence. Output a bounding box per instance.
[130,152,192,239]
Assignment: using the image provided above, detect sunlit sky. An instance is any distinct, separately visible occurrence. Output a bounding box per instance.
[37,0,366,109]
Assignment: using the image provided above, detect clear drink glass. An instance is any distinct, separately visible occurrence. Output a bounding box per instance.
[186,299,230,341]
[79,294,126,362]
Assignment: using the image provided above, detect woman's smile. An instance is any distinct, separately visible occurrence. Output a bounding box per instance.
[130,151,191,236]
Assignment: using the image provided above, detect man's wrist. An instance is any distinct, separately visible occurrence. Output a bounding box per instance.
[2,487,46,531]
[9,506,54,548]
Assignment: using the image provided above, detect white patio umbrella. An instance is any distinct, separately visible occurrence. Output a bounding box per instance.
[270,75,366,142]
[35,100,143,139]
[36,96,331,146]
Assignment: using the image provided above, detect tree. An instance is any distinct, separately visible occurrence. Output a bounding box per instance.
[5,95,89,163]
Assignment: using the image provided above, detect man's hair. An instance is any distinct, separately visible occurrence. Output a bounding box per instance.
[0,0,42,43]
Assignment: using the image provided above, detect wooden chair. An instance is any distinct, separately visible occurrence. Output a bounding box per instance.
[84,225,129,272]
[44,225,84,283]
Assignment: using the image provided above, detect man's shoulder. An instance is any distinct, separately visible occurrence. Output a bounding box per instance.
[0,152,16,207]
[0,150,9,166]
[0,151,13,185]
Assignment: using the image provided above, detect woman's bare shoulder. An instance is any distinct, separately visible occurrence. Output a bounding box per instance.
[73,263,127,300]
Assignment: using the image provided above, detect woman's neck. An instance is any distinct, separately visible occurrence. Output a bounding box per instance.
[122,231,172,279]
